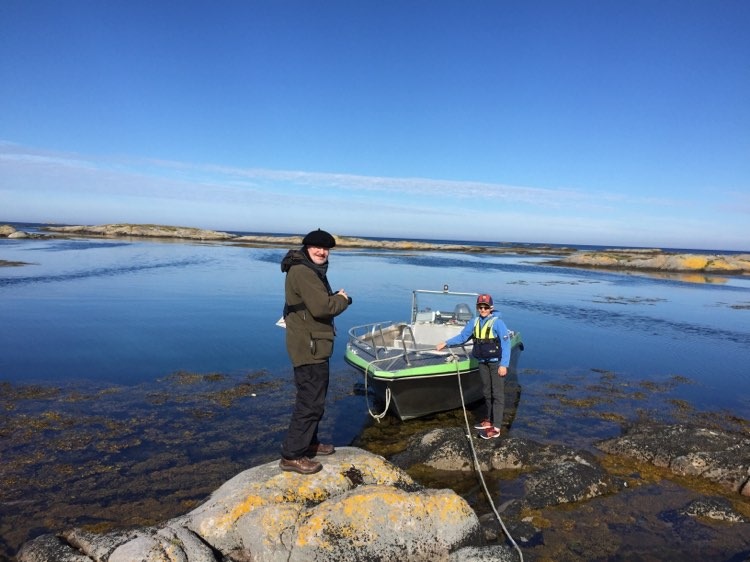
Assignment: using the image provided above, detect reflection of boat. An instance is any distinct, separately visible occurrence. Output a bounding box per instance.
[345,286,524,421]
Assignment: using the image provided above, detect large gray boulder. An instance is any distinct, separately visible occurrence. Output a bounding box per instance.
[596,423,750,496]
[391,427,623,509]
[17,447,484,562]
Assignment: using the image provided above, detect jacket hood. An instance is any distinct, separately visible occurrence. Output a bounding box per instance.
[281,249,306,273]
[281,249,331,290]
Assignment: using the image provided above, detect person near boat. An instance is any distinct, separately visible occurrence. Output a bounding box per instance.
[279,229,351,474]
[436,293,511,439]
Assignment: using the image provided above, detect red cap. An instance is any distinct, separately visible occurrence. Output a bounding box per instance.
[476,294,493,307]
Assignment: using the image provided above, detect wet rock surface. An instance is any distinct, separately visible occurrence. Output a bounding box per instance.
[391,427,625,509]
[596,423,750,496]
[387,424,750,561]
[17,448,489,562]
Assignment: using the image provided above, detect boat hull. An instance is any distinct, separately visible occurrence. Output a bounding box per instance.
[364,369,484,421]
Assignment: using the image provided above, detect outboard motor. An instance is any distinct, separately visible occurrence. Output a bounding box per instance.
[454,303,473,322]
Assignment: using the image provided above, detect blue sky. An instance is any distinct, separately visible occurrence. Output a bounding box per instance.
[1,1,748,250]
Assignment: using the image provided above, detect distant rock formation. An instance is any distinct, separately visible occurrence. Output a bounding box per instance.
[0,224,38,239]
[549,249,750,274]
[18,223,750,275]
[42,224,235,241]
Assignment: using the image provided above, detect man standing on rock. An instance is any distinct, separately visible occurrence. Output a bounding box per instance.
[279,229,351,474]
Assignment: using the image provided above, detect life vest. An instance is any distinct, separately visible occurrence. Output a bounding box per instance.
[472,316,501,360]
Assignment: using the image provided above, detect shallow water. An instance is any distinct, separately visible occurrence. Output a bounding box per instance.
[1,233,749,559]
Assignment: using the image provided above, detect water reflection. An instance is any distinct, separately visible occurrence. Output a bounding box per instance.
[625,270,730,285]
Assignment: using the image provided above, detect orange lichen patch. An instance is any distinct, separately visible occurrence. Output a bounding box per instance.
[252,504,301,548]
[295,486,471,549]
[678,255,709,270]
[216,494,268,529]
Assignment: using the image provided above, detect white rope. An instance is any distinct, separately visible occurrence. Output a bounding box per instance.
[451,350,524,562]
[363,360,391,422]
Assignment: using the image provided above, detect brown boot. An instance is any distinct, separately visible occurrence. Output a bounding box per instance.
[306,443,335,456]
[279,457,322,475]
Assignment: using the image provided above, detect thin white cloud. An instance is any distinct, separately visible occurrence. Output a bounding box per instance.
[2,141,747,251]
[0,142,649,208]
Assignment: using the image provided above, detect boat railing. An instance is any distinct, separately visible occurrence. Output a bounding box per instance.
[369,322,389,351]
[348,320,477,365]
[399,324,416,365]
[348,321,400,360]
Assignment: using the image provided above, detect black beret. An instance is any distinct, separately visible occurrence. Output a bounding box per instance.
[302,229,336,248]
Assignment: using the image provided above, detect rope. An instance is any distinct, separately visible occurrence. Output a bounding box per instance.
[450,350,524,562]
[363,359,392,422]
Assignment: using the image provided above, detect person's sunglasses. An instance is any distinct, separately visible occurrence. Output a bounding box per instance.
[477,305,491,310]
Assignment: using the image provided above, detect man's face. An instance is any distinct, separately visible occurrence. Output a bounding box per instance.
[307,246,330,265]
[477,304,492,317]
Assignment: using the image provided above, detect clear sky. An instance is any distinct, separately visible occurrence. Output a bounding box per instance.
[1,1,748,250]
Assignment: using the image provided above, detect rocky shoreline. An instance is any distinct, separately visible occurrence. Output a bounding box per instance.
[2,223,749,275]
[17,424,750,561]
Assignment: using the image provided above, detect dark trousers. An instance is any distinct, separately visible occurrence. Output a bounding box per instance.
[479,361,505,428]
[281,361,330,460]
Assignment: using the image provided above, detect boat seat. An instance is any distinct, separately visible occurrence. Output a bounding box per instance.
[415,310,436,323]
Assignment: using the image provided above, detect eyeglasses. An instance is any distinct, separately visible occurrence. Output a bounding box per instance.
[477,305,491,310]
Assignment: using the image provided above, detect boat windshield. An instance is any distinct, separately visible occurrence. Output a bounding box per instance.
[411,289,478,326]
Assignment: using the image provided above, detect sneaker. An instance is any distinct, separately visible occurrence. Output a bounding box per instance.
[473,419,492,430]
[479,427,502,440]
[306,443,335,456]
[279,457,322,475]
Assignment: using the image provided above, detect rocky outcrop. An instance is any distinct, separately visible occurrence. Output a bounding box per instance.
[0,224,35,239]
[234,234,570,255]
[550,249,750,274]
[39,224,573,255]
[388,425,750,551]
[390,427,625,509]
[17,448,488,562]
[42,224,236,241]
[29,224,750,274]
[233,233,489,252]
[596,423,750,496]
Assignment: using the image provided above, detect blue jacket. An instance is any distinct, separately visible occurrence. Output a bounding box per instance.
[444,311,511,367]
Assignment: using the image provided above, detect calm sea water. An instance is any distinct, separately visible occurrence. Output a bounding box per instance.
[1,229,749,558]
[2,233,749,410]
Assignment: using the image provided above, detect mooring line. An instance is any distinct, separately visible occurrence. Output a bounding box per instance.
[452,353,524,562]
